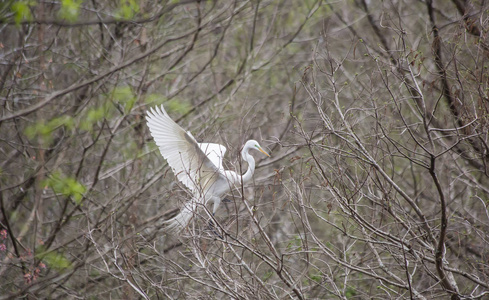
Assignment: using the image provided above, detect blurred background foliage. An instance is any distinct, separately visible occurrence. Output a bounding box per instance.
[1,0,489,299]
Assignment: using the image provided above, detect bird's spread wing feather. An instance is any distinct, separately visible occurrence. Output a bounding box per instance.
[146,105,222,193]
[198,143,226,172]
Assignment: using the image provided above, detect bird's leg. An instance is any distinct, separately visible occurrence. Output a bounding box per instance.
[222,197,232,203]
[212,197,221,214]
[206,196,223,238]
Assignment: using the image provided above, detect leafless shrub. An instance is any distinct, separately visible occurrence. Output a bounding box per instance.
[1,0,488,299]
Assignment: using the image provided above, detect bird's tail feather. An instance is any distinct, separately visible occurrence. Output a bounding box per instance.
[164,199,197,233]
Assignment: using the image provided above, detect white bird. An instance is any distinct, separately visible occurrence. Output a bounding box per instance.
[146,104,270,233]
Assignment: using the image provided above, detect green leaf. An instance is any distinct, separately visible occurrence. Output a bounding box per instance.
[115,0,139,20]
[80,106,105,131]
[310,272,321,283]
[58,0,82,22]
[24,115,74,143]
[40,251,72,271]
[345,287,357,298]
[42,172,86,204]
[11,1,34,24]
[166,99,191,115]
[113,86,136,114]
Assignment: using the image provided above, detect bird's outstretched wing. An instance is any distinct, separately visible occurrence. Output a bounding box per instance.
[146,105,223,194]
[198,143,226,172]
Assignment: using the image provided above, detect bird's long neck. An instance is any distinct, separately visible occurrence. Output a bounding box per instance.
[241,148,255,184]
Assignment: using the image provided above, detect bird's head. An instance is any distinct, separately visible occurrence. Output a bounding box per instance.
[244,140,270,157]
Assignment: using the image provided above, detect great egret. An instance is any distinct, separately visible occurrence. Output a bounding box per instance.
[146,105,270,233]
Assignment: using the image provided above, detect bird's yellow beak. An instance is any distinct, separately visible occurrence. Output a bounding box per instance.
[258,146,270,157]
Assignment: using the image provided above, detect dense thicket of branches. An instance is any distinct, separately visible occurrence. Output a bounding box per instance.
[1,0,488,299]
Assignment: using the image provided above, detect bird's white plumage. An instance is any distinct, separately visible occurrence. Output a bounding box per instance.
[146,104,269,233]
[146,105,221,194]
[198,143,227,172]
